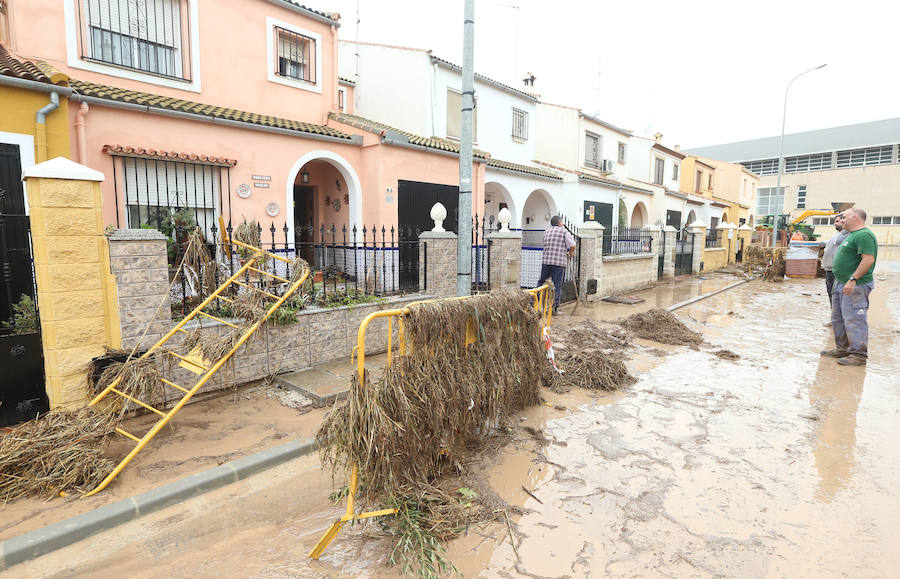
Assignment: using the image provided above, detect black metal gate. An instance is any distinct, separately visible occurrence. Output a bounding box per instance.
[397,180,459,291]
[674,228,694,276]
[472,214,490,293]
[0,143,49,426]
[560,217,580,303]
[657,227,666,280]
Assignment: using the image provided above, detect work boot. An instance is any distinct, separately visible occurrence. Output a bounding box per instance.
[820,348,848,358]
[837,354,866,366]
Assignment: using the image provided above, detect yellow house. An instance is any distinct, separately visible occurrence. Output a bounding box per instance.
[0,45,72,167]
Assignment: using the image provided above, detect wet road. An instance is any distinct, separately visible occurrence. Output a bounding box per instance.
[9,254,900,578]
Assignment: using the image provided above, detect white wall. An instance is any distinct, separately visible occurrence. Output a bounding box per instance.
[535,104,580,169]
[628,136,653,183]
[433,66,538,165]
[339,42,433,136]
[484,168,563,230]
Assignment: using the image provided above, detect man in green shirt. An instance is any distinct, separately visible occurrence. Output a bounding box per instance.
[821,208,878,366]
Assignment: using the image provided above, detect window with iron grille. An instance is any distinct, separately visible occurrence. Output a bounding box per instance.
[275,27,316,84]
[836,146,892,168]
[785,153,831,173]
[584,132,601,168]
[755,186,785,217]
[741,158,780,176]
[79,0,189,79]
[796,185,806,208]
[653,157,664,185]
[118,157,223,241]
[338,88,345,112]
[617,142,627,164]
[512,108,528,140]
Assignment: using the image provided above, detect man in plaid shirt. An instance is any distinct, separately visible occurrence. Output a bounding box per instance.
[540,215,576,312]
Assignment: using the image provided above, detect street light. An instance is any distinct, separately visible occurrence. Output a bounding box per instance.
[772,63,827,248]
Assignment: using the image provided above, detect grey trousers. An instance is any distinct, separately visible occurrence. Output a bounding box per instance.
[831,280,875,358]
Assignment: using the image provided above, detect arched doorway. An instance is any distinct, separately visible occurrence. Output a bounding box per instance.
[485,181,516,230]
[630,201,648,229]
[285,150,362,245]
[521,189,557,244]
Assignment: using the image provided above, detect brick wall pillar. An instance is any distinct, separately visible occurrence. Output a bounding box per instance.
[579,221,604,302]
[23,158,120,409]
[419,231,458,298]
[691,225,707,273]
[107,229,172,350]
[486,230,522,291]
[662,225,677,279]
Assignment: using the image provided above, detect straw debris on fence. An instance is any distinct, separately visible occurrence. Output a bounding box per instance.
[618,308,703,347]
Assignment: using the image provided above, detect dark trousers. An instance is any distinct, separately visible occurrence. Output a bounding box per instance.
[825,270,835,300]
[539,264,566,309]
[831,280,874,358]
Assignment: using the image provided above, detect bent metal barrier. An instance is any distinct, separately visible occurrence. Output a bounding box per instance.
[85,238,309,497]
[309,283,554,559]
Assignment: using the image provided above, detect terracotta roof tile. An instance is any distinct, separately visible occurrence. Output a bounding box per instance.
[71,79,353,140]
[102,145,238,167]
[329,112,489,158]
[485,158,561,180]
[0,45,53,84]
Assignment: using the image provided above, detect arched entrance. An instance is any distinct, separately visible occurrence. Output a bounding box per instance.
[630,201,649,228]
[485,181,516,230]
[521,189,557,245]
[285,150,362,246]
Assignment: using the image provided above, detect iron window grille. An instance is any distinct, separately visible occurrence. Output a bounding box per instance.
[275,26,316,84]
[836,146,892,168]
[113,156,228,242]
[784,153,831,173]
[584,132,601,168]
[512,108,528,140]
[78,0,191,80]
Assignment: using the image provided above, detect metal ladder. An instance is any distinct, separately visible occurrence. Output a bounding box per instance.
[84,238,308,496]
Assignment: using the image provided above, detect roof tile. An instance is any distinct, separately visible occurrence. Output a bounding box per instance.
[102,144,238,167]
[71,79,353,140]
[329,112,489,158]
[486,158,561,180]
[0,45,53,84]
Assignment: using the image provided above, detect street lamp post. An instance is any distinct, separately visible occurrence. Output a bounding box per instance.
[772,64,826,248]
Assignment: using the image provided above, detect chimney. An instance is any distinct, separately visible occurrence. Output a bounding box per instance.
[522,72,536,88]
[675,144,681,151]
[653,132,663,144]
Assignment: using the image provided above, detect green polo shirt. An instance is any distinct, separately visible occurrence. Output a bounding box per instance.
[831,227,878,284]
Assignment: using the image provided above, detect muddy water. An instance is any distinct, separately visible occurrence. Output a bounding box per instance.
[9,267,900,578]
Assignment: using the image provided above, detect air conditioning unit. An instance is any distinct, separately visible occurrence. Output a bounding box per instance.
[601,159,614,172]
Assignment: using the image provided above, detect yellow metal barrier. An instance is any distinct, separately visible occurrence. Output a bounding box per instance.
[309,283,553,559]
[85,238,308,496]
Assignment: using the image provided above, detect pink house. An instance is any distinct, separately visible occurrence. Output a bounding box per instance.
[3,0,483,255]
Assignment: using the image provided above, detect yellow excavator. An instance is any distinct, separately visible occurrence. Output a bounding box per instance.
[762,202,855,239]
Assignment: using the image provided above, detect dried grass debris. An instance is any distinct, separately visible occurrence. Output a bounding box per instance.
[618,308,703,347]
[547,350,636,393]
[713,349,740,361]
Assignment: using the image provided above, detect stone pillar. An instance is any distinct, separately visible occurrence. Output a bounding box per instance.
[579,221,604,301]
[419,231,458,298]
[107,229,172,350]
[691,225,707,273]
[662,225,677,279]
[487,230,522,291]
[24,158,121,409]
[576,228,596,299]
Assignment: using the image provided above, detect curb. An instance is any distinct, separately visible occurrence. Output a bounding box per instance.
[666,279,749,312]
[0,438,316,571]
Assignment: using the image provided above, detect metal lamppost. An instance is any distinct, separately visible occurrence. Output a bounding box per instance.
[772,63,826,247]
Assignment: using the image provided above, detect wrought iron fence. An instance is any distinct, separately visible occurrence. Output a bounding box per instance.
[166,221,426,318]
[602,227,653,255]
[472,214,491,293]
[705,230,721,248]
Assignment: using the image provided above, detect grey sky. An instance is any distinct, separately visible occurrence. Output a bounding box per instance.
[323,0,900,149]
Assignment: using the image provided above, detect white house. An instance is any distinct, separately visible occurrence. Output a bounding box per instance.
[339,40,564,231]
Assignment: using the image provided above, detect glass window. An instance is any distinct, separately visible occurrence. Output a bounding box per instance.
[756,186,785,217]
[653,158,664,185]
[584,132,601,167]
[797,185,807,209]
[275,27,316,83]
[836,146,892,168]
[617,142,627,164]
[512,108,528,140]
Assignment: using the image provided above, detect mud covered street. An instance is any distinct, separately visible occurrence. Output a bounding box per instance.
[9,255,900,578]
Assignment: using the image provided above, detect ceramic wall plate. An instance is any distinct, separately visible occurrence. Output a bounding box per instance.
[237,183,252,198]
[265,202,279,217]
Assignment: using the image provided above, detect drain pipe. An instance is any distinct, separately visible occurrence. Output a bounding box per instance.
[75,102,90,165]
[35,91,60,162]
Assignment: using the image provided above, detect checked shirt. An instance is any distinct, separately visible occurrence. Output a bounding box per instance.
[542,226,575,267]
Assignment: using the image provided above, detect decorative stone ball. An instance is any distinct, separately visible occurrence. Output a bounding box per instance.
[430,202,448,232]
[497,207,512,232]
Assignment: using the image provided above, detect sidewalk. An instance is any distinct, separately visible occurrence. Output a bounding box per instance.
[0,354,385,543]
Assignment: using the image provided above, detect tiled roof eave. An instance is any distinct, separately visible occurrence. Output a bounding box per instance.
[485,159,562,181]
[102,144,238,167]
